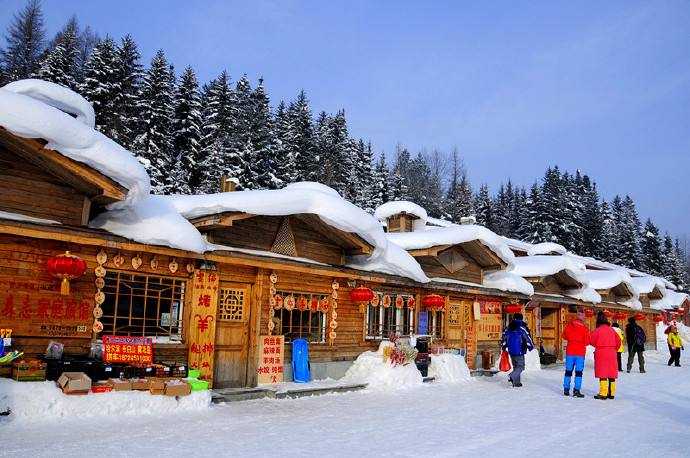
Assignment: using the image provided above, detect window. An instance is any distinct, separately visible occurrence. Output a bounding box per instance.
[101,271,185,339]
[276,290,328,343]
[365,293,415,339]
[427,310,445,339]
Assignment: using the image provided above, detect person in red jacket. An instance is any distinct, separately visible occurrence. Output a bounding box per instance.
[562,310,590,397]
[590,311,622,400]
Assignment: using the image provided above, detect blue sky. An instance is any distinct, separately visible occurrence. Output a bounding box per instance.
[2,0,690,241]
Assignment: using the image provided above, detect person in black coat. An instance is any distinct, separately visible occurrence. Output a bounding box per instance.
[625,317,646,373]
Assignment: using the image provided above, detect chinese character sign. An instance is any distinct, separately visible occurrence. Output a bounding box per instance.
[187,269,219,383]
[102,335,153,365]
[476,301,503,341]
[257,335,284,385]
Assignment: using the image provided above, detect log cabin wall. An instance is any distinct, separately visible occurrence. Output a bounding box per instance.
[416,248,483,284]
[0,146,90,225]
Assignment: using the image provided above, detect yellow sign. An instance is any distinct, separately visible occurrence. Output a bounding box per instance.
[476,301,503,341]
[187,269,219,383]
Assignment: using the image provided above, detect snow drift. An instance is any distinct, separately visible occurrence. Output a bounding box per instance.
[342,343,423,390]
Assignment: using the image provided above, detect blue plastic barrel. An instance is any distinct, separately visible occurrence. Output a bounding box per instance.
[291,339,311,383]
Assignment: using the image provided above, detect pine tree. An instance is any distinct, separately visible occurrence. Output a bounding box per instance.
[286,90,318,182]
[597,200,617,263]
[523,182,554,243]
[80,36,119,135]
[539,166,562,242]
[169,66,202,194]
[390,146,410,201]
[36,17,81,90]
[673,239,688,289]
[352,140,375,211]
[492,183,511,236]
[580,175,602,257]
[616,195,642,269]
[250,78,280,189]
[510,187,527,238]
[110,34,142,149]
[133,49,175,193]
[0,0,46,82]
[640,219,663,276]
[273,100,292,185]
[317,110,352,195]
[474,184,494,229]
[225,74,253,189]
[443,149,473,223]
[371,153,391,210]
[198,71,233,193]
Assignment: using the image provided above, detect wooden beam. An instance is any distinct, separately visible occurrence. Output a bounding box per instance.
[189,212,255,230]
[80,196,92,226]
[459,240,507,269]
[294,214,374,256]
[0,128,127,203]
[408,245,452,258]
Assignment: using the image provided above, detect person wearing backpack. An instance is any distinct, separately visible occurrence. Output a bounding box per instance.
[561,311,590,398]
[625,317,646,373]
[667,325,684,367]
[500,313,534,387]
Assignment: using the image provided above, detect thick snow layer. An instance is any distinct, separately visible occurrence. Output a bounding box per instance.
[524,349,542,371]
[503,237,567,256]
[508,255,585,279]
[652,289,689,310]
[630,276,667,295]
[424,216,457,228]
[0,80,150,203]
[0,210,59,225]
[342,343,424,390]
[90,195,207,253]
[374,200,428,230]
[0,378,210,423]
[483,270,535,296]
[428,353,472,383]
[564,286,602,304]
[164,183,429,282]
[386,224,516,266]
[565,252,677,291]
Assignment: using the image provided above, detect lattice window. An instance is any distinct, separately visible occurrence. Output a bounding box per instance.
[427,310,445,339]
[276,289,328,343]
[218,288,247,322]
[365,293,415,339]
[271,217,298,256]
[101,271,185,338]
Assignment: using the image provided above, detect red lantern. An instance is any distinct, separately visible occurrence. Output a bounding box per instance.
[602,309,613,318]
[634,313,646,321]
[677,307,685,313]
[614,311,627,321]
[584,309,595,318]
[653,315,664,323]
[46,251,87,295]
[349,286,374,303]
[422,294,445,311]
[504,303,522,314]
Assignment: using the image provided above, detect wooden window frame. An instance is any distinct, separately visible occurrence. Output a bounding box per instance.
[275,289,328,344]
[365,293,415,340]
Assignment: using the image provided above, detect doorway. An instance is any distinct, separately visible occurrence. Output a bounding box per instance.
[213,282,252,388]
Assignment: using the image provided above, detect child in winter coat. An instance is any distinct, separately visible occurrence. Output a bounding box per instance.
[501,313,534,387]
[562,311,590,398]
[667,326,684,367]
[590,312,621,400]
[612,323,625,372]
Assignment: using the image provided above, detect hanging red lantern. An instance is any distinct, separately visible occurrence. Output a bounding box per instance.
[395,295,404,309]
[46,251,87,295]
[407,296,415,309]
[584,309,595,318]
[602,309,614,318]
[614,311,627,321]
[653,315,664,323]
[298,296,308,311]
[382,295,392,308]
[634,313,646,321]
[349,286,374,303]
[422,294,445,311]
[504,303,522,314]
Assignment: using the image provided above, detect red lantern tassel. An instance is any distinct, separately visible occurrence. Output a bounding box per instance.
[60,277,70,295]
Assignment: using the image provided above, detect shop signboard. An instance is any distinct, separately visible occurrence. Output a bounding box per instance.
[476,301,502,341]
[0,277,92,338]
[188,269,220,383]
[102,335,153,365]
[257,335,284,384]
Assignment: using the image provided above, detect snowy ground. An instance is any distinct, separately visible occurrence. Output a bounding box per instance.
[1,348,689,458]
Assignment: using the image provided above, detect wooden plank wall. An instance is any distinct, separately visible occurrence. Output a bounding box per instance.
[417,249,483,284]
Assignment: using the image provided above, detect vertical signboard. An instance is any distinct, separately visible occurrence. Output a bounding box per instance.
[257,335,284,384]
[188,269,219,383]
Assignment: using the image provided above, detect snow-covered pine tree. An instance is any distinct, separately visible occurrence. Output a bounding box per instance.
[317,110,352,195]
[36,17,81,90]
[390,146,411,201]
[474,184,493,229]
[539,166,562,242]
[640,219,663,276]
[557,171,584,253]
[287,90,318,182]
[371,153,391,210]
[510,187,527,239]
[169,66,202,194]
[0,0,46,82]
[250,78,280,189]
[579,175,602,257]
[389,168,408,201]
[75,25,98,83]
[523,182,554,243]
[492,183,511,236]
[405,153,433,213]
[225,74,253,189]
[662,234,678,281]
[443,149,473,223]
[111,34,142,150]
[596,200,617,263]
[616,195,642,269]
[197,72,233,193]
[133,49,175,193]
[673,238,688,289]
[273,100,292,185]
[80,36,119,136]
[351,140,375,211]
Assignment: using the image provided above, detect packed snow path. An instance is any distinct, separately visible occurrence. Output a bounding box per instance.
[1,351,689,457]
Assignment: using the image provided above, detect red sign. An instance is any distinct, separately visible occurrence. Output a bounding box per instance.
[257,335,284,384]
[102,335,153,366]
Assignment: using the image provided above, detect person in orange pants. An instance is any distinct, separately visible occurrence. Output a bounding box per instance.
[590,312,622,400]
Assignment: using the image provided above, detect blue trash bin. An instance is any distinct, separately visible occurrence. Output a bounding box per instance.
[291,338,311,383]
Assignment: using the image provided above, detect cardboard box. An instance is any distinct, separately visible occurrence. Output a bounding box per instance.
[164,379,191,397]
[108,378,132,391]
[12,359,47,382]
[0,366,12,378]
[148,377,166,395]
[130,378,149,391]
[57,372,91,395]
[91,381,113,394]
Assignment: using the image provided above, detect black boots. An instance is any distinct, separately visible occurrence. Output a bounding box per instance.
[564,389,569,396]
[573,389,585,398]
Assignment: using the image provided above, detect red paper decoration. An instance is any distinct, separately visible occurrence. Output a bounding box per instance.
[395,295,404,309]
[46,251,87,295]
[584,309,595,318]
[602,309,614,318]
[422,294,445,311]
[634,313,646,321]
[653,315,664,323]
[504,303,522,314]
[382,295,392,308]
[349,286,374,303]
[298,296,308,311]
[614,311,627,321]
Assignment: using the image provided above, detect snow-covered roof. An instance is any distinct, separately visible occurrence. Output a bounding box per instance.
[629,276,666,296]
[0,210,60,225]
[374,201,427,230]
[580,269,635,293]
[651,289,689,311]
[482,271,534,296]
[386,224,515,266]
[502,237,567,256]
[508,255,586,279]
[425,216,457,228]
[0,79,150,204]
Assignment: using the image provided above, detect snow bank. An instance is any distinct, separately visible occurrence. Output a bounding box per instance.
[387,224,515,266]
[425,216,457,228]
[0,210,60,225]
[374,201,428,230]
[503,237,566,256]
[483,270,534,296]
[508,254,585,279]
[651,289,689,311]
[342,343,423,390]
[428,353,472,383]
[0,378,211,423]
[0,80,150,204]
[524,349,541,371]
[164,183,429,282]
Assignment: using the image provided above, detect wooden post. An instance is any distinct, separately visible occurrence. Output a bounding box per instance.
[246,268,266,387]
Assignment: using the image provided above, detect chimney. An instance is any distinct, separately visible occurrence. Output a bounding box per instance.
[386,213,418,233]
[220,175,237,192]
[460,216,477,225]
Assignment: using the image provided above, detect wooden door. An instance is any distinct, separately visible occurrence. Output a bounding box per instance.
[540,307,559,357]
[213,282,252,388]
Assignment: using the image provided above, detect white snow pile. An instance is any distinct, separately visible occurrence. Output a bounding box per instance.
[428,353,472,383]
[425,216,457,228]
[503,237,566,256]
[0,210,60,225]
[524,349,542,371]
[651,289,688,311]
[483,270,534,296]
[581,269,641,310]
[342,342,423,390]
[164,183,429,282]
[386,224,516,266]
[374,200,428,231]
[0,378,211,423]
[0,80,150,204]
[630,275,667,296]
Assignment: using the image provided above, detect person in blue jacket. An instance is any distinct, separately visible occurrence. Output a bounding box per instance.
[501,313,535,387]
